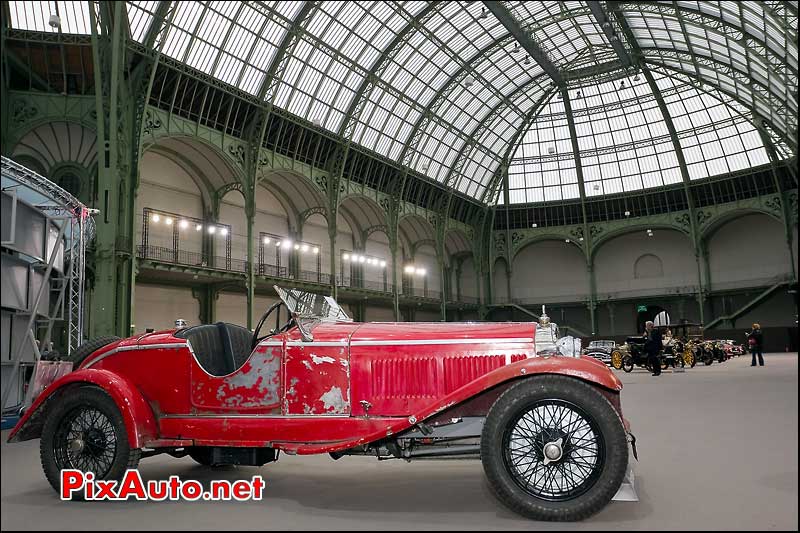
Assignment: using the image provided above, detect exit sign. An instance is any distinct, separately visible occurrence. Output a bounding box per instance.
[637,305,648,312]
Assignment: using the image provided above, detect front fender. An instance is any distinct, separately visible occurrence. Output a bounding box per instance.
[7,369,158,449]
[413,355,622,422]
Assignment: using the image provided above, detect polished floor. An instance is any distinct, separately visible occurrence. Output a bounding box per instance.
[2,353,797,530]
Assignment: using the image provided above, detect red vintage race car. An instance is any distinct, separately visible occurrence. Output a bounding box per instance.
[8,286,636,521]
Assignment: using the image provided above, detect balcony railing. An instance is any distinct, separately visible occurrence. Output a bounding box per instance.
[136,246,480,305]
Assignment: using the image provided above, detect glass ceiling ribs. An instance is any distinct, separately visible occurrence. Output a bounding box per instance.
[10,1,797,204]
[506,70,771,204]
[618,1,797,151]
[8,1,98,34]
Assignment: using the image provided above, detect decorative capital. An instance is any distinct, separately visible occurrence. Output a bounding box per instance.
[142,110,162,136]
[11,99,38,126]
[227,144,246,167]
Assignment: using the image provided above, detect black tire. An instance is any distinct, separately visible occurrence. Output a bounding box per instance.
[67,336,121,368]
[481,376,628,521]
[703,352,713,365]
[621,356,634,373]
[40,386,139,497]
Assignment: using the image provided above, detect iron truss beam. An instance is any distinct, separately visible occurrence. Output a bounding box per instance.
[587,1,633,68]
[483,1,563,86]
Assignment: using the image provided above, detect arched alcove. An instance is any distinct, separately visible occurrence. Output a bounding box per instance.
[511,240,588,303]
[634,254,664,279]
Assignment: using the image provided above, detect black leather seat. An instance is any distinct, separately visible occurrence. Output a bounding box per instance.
[175,322,253,376]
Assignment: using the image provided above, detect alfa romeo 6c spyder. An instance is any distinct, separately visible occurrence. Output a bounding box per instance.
[9,287,636,521]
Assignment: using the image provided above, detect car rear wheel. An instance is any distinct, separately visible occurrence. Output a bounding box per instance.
[40,386,140,497]
[481,375,628,521]
[684,349,696,368]
[621,356,634,373]
[610,351,623,370]
[67,336,121,368]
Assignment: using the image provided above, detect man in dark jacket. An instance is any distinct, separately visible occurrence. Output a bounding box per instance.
[644,321,663,376]
[747,323,764,366]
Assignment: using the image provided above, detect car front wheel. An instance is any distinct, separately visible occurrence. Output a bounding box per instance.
[40,386,140,497]
[481,376,628,521]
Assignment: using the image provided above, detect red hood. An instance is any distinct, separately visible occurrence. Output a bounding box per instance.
[350,322,536,344]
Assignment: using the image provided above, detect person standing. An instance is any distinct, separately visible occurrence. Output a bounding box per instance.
[644,320,663,376]
[747,323,764,366]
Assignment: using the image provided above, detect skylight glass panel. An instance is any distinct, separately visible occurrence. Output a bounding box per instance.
[8,1,96,34]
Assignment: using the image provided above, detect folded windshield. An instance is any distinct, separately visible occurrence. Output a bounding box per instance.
[274,286,351,322]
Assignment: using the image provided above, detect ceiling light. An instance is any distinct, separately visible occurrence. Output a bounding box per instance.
[416,268,426,276]
[479,7,488,19]
[48,14,61,28]
[620,80,625,89]
[512,44,521,54]
[463,75,475,88]
[263,237,271,244]
[343,253,350,261]
[576,90,582,98]
[547,146,555,154]
[380,260,386,267]
[151,214,160,223]
[275,241,282,247]
[358,255,366,263]
[634,73,641,81]
[579,237,584,241]
[208,226,216,235]
[313,247,319,254]
[195,223,203,231]
[421,163,429,172]
[404,265,415,274]
[165,217,173,226]
[532,223,538,228]
[294,243,300,250]
[301,244,309,252]
[179,219,189,229]
[219,227,228,236]
[624,210,631,216]
[565,239,570,243]
[283,239,293,248]
[312,118,322,127]
[648,232,654,237]
[593,184,600,191]
[523,56,531,66]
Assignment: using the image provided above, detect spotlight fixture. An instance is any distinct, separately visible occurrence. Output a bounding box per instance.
[576,90,582,99]
[479,7,488,19]
[416,268,426,276]
[313,247,319,254]
[634,73,641,81]
[343,253,351,261]
[165,217,173,226]
[620,80,625,89]
[593,183,600,191]
[219,227,228,236]
[512,44,520,54]
[547,146,555,154]
[358,255,366,263]
[294,243,300,250]
[48,14,61,28]
[312,117,322,127]
[579,237,584,242]
[379,260,386,267]
[179,219,189,229]
[263,237,271,244]
[421,163,429,172]
[565,239,570,243]
[275,241,282,247]
[532,223,538,228]
[404,265,415,274]
[624,210,631,216]
[301,244,309,252]
[523,56,531,66]
[195,223,203,231]
[151,214,160,223]
[208,226,217,235]
[463,75,475,88]
[283,239,293,248]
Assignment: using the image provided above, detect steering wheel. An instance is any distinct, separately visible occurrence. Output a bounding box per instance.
[251,301,294,350]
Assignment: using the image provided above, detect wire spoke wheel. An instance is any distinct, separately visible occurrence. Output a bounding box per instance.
[53,406,117,478]
[611,351,623,369]
[503,400,604,502]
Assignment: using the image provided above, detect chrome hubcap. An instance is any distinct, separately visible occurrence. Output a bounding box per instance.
[69,438,85,453]
[543,438,563,464]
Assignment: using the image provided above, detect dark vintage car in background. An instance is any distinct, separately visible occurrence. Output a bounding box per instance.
[582,340,616,365]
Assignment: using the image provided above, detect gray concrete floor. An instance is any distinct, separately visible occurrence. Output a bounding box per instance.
[2,353,797,530]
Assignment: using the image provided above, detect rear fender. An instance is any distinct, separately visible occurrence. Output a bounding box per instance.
[6,369,158,448]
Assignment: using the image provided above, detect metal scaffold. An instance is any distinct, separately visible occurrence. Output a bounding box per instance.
[1,156,95,412]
